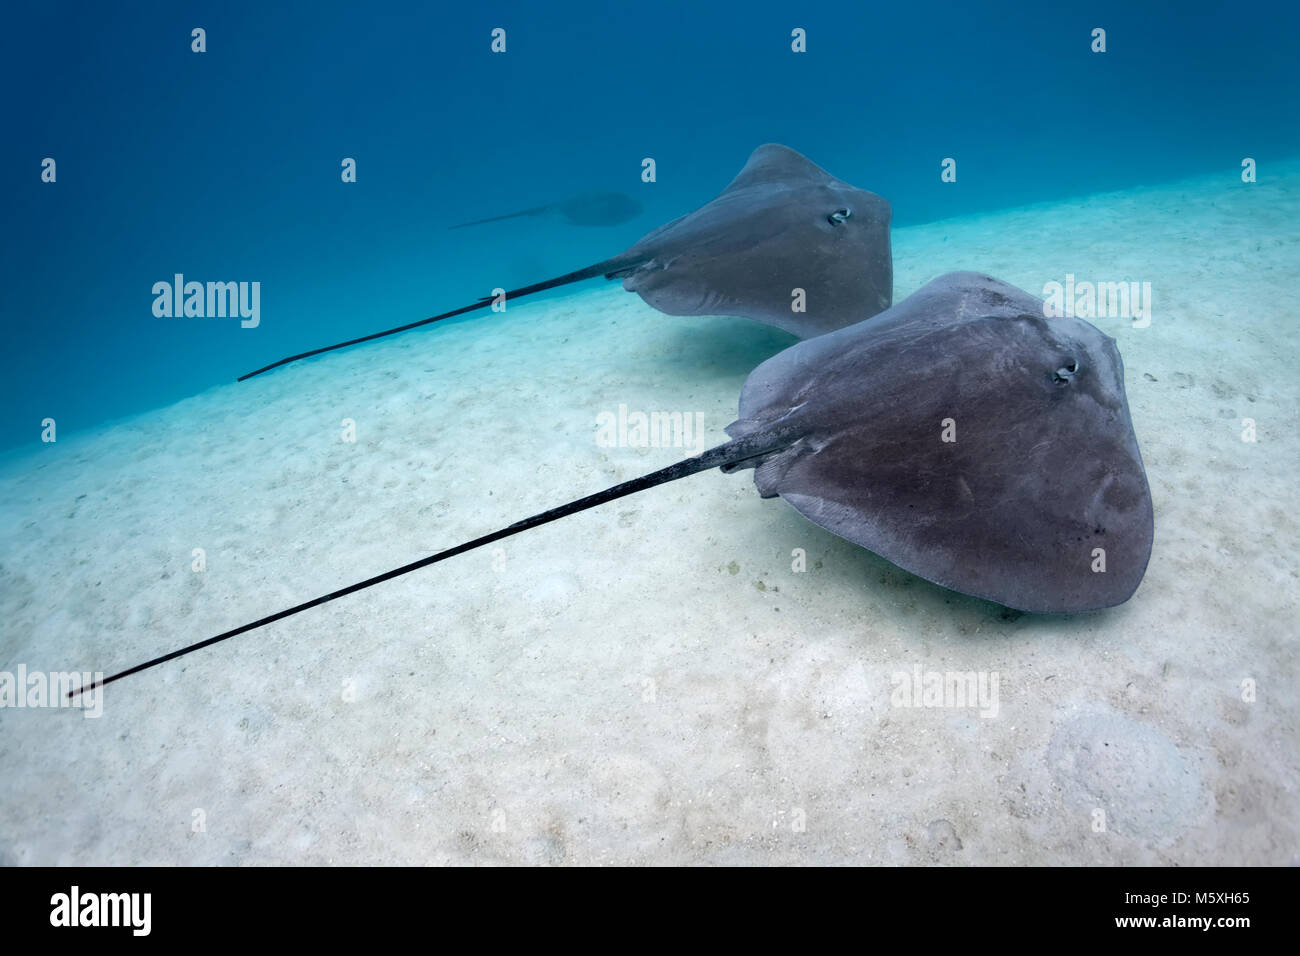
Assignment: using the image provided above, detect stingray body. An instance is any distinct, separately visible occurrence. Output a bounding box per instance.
[607,145,893,336]
[81,274,1151,697]
[240,144,892,379]
[449,190,643,229]
[724,271,1154,613]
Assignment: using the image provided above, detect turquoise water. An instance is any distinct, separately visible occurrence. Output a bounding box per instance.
[2,0,1297,453]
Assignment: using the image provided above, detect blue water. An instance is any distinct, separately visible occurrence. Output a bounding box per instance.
[3,0,1297,454]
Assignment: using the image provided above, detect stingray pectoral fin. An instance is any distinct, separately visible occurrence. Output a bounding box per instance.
[237,256,638,381]
[67,431,794,698]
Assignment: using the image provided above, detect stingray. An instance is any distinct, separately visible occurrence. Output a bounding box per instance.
[73,273,1152,697]
[449,189,643,229]
[238,144,892,380]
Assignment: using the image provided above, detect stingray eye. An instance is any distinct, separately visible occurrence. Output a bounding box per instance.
[1052,359,1080,385]
[827,208,851,225]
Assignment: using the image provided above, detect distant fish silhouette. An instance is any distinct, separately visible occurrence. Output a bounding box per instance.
[449,190,643,229]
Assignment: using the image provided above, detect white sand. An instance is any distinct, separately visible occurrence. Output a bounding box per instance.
[1,163,1297,865]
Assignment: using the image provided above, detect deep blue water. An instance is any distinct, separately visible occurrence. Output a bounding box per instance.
[3,0,1297,454]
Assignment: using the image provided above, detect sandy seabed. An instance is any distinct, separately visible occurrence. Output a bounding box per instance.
[1,162,1297,865]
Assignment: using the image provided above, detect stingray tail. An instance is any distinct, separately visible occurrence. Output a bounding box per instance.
[237,255,642,381]
[67,432,790,699]
[448,205,551,229]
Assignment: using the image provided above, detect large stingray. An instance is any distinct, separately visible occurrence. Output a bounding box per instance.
[75,273,1151,696]
[449,189,643,229]
[239,144,892,380]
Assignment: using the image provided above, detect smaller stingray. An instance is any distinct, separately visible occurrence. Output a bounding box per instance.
[239,144,892,380]
[449,190,643,229]
[76,273,1152,698]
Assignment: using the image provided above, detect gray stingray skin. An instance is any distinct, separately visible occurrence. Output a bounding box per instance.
[608,144,893,338]
[725,272,1154,613]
